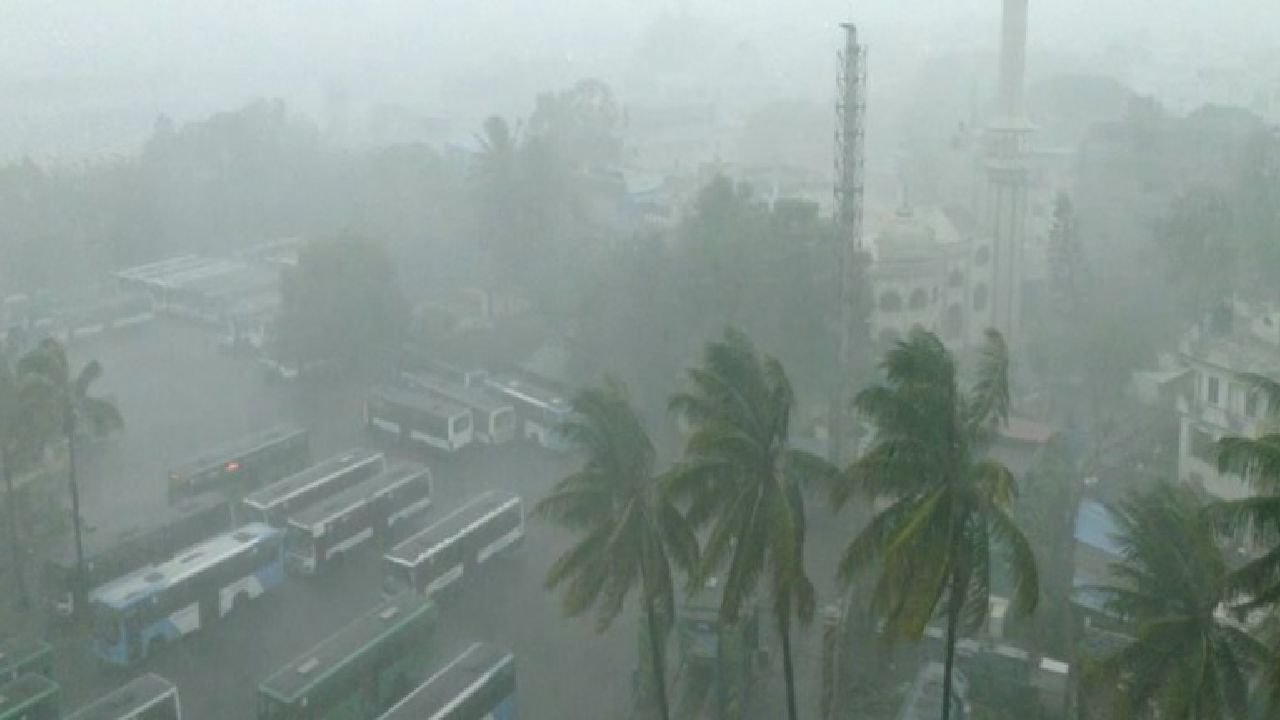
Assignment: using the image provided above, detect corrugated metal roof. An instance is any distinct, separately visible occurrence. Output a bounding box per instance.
[1074,499,1124,556]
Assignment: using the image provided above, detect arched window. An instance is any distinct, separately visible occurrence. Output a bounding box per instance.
[975,245,991,266]
[879,291,903,313]
[973,283,989,312]
[908,288,929,310]
[948,268,965,288]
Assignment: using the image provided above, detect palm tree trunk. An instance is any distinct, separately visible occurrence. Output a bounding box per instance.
[66,426,87,620]
[644,595,672,720]
[780,613,800,720]
[941,567,965,720]
[2,449,30,609]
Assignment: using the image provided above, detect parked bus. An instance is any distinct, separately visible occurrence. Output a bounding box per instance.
[90,524,285,667]
[399,371,516,445]
[67,673,181,720]
[377,643,517,720]
[167,424,310,502]
[383,492,524,601]
[0,675,59,720]
[0,638,53,683]
[365,386,474,453]
[285,463,433,575]
[256,593,437,720]
[44,492,234,618]
[242,449,385,526]
[482,374,573,450]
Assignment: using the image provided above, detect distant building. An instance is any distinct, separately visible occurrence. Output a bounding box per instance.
[1175,299,1280,500]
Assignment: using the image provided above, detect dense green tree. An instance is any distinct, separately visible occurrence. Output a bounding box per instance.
[0,350,51,609]
[833,328,1038,720]
[667,328,832,720]
[1157,186,1238,313]
[277,234,407,371]
[18,338,123,617]
[536,378,697,720]
[1090,483,1269,719]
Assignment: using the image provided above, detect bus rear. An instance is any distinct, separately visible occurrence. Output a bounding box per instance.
[166,424,310,502]
[482,374,573,450]
[365,386,474,453]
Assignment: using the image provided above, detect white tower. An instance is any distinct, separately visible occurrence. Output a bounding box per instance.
[982,0,1032,345]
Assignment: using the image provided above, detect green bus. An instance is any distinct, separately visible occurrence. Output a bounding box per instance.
[0,638,53,684]
[257,593,437,720]
[0,674,60,720]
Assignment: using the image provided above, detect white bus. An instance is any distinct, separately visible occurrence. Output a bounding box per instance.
[483,373,574,450]
[67,673,182,720]
[241,449,386,526]
[400,370,517,445]
[90,524,285,667]
[285,463,433,575]
[383,492,524,601]
[365,385,474,453]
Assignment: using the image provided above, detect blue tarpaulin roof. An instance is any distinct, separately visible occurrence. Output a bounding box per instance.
[1074,499,1124,556]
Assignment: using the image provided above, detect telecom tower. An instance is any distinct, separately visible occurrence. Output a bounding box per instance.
[830,22,866,464]
[983,0,1032,346]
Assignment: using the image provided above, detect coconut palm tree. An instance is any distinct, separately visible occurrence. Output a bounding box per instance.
[832,327,1038,720]
[667,328,832,720]
[536,377,697,720]
[19,338,123,617]
[1090,482,1270,719]
[0,351,51,609]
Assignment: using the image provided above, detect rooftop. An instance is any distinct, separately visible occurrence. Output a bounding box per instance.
[288,462,429,530]
[259,593,436,703]
[378,643,514,719]
[66,674,175,720]
[368,385,471,419]
[0,637,50,676]
[168,423,306,478]
[386,491,520,566]
[0,674,58,714]
[243,449,382,510]
[399,371,510,414]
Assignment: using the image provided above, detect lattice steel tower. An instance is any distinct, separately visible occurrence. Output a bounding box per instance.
[830,22,866,464]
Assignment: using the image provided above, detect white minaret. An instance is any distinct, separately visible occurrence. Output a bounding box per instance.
[982,0,1031,345]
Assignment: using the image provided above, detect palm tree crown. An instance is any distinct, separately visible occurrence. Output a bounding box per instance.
[1091,483,1269,719]
[834,327,1038,720]
[18,339,122,439]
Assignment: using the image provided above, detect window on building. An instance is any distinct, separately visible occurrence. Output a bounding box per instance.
[879,291,903,313]
[908,289,928,310]
[973,283,988,312]
[1207,376,1221,405]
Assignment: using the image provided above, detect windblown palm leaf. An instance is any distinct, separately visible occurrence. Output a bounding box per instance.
[535,378,696,720]
[667,328,832,720]
[833,327,1037,720]
[1090,483,1270,720]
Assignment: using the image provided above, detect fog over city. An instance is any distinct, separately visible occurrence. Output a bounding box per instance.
[0,1,1278,719]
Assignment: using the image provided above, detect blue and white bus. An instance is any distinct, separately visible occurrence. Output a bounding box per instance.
[383,492,524,601]
[90,524,285,667]
[67,673,182,720]
[399,371,517,445]
[376,643,517,720]
[482,374,573,450]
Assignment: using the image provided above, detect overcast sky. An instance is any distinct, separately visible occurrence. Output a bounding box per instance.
[1,0,1276,159]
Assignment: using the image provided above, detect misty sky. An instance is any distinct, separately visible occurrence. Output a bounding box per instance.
[2,0,1277,160]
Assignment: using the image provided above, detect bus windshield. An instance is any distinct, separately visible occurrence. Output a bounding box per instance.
[286,525,315,562]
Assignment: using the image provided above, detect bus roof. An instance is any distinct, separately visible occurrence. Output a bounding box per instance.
[287,463,430,532]
[46,492,231,569]
[90,524,279,611]
[377,643,514,720]
[400,371,510,414]
[66,674,176,720]
[259,593,436,704]
[243,448,382,512]
[484,374,571,412]
[0,638,51,676]
[369,385,471,420]
[0,674,58,716]
[386,492,520,568]
[168,423,307,479]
